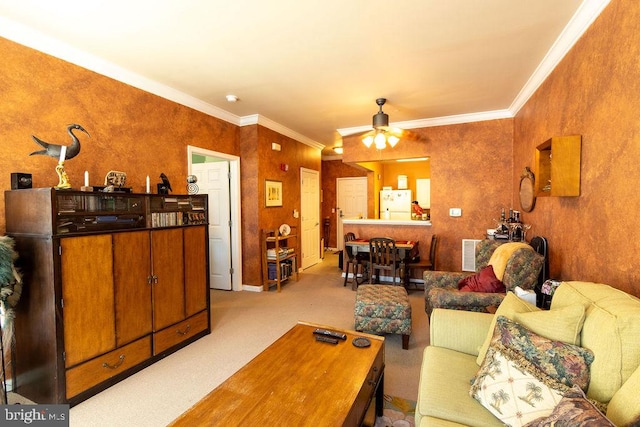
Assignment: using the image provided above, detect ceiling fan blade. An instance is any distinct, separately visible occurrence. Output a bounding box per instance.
[344,129,375,139]
[385,127,425,142]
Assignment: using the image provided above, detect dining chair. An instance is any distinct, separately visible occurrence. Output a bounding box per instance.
[404,235,438,289]
[343,233,359,287]
[368,237,401,285]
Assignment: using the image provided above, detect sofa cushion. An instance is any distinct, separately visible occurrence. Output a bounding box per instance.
[551,281,640,404]
[416,346,503,427]
[470,317,595,427]
[476,293,588,366]
[606,363,640,426]
[513,304,586,346]
[476,291,539,365]
[457,265,505,293]
[522,386,614,427]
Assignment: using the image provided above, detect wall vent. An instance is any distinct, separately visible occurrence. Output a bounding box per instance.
[462,239,481,271]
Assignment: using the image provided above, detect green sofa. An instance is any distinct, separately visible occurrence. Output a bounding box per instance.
[415,281,640,426]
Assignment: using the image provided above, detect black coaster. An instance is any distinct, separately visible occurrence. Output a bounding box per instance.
[352,337,371,348]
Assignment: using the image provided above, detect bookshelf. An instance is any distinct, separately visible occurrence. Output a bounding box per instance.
[262,227,298,292]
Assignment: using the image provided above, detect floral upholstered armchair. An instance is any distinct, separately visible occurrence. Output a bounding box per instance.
[424,240,544,315]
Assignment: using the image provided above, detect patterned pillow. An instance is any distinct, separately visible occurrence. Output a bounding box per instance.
[458,265,505,293]
[470,317,595,426]
[489,316,594,390]
[522,386,614,427]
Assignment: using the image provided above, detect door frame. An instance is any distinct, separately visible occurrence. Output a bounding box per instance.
[187,145,243,291]
[300,167,320,269]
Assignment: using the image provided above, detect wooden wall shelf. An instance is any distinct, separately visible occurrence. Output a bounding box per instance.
[534,135,582,197]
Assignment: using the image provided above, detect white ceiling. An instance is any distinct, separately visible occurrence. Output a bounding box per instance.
[0,1,609,154]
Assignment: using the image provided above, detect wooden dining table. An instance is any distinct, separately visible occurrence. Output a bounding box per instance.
[345,238,417,286]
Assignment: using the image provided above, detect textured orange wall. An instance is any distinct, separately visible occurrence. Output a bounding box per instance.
[513,0,640,296]
[420,120,513,271]
[239,125,321,287]
[0,37,239,234]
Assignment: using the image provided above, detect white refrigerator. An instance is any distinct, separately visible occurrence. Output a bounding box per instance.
[380,189,412,220]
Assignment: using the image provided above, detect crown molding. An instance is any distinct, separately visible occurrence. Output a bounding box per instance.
[0,17,243,125]
[239,115,324,150]
[509,0,611,114]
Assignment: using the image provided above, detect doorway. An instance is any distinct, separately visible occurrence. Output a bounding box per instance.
[300,167,320,269]
[336,177,368,251]
[188,145,243,291]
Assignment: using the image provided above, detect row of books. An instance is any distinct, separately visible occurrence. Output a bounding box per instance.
[266,247,295,260]
[151,212,184,227]
[268,260,293,280]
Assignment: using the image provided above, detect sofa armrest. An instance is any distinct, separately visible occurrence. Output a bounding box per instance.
[423,270,471,290]
[430,308,494,356]
[427,288,507,315]
[423,271,472,314]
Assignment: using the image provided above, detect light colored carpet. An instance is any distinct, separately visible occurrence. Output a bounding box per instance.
[63,252,430,426]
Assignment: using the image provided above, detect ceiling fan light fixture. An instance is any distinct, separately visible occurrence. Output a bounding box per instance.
[363,135,374,148]
[372,97,389,129]
[374,132,386,149]
[387,135,399,147]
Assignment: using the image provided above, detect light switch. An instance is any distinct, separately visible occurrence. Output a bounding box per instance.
[449,208,462,217]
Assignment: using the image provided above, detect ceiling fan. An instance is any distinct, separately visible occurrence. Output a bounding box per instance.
[358,98,420,149]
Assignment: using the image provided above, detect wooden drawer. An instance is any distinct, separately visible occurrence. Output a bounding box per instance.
[66,336,151,399]
[153,311,208,355]
[349,344,385,426]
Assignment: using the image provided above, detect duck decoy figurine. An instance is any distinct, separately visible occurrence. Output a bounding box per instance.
[30,123,90,160]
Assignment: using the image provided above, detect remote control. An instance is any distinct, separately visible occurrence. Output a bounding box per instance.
[315,335,339,344]
[313,328,347,341]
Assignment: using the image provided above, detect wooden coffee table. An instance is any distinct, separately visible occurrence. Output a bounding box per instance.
[169,321,385,426]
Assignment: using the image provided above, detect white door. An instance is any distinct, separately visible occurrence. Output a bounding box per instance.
[192,161,232,290]
[336,177,368,251]
[300,168,320,269]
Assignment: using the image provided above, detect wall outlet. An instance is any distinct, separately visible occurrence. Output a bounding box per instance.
[449,208,462,217]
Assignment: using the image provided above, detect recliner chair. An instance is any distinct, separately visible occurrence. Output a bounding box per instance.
[423,239,544,315]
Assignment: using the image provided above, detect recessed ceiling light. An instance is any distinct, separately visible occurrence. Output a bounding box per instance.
[226,94,238,102]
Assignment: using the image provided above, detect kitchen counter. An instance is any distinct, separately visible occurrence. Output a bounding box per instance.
[342,218,431,226]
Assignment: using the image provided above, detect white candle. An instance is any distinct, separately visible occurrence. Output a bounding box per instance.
[84,171,89,187]
[146,176,150,193]
[59,145,67,163]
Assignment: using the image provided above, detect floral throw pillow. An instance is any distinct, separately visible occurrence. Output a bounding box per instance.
[470,317,595,427]
[522,386,614,427]
[489,316,594,390]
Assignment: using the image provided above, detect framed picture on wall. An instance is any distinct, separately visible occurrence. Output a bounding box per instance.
[265,180,283,207]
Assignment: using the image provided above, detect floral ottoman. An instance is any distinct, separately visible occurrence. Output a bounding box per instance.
[354,284,412,349]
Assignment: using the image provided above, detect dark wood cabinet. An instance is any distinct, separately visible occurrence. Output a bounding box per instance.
[4,188,210,405]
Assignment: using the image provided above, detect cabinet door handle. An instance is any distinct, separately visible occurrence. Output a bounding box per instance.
[102,355,125,370]
[153,275,158,284]
[147,275,153,285]
[176,324,191,336]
